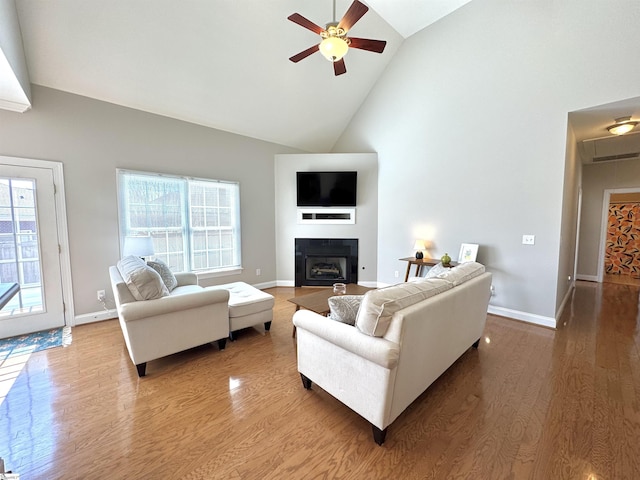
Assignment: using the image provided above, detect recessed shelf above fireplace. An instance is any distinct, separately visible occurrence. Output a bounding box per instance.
[297,208,356,225]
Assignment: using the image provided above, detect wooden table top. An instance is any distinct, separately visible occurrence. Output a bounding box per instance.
[399,257,458,267]
[288,284,374,315]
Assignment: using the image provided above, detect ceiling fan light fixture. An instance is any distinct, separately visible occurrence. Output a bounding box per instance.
[607,116,638,135]
[319,36,349,61]
[287,1,384,75]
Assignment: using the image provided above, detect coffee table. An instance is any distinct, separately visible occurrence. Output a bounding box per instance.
[289,284,374,337]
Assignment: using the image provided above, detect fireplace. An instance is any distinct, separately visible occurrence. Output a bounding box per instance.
[295,238,358,287]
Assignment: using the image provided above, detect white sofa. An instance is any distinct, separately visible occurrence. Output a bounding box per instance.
[293,262,492,444]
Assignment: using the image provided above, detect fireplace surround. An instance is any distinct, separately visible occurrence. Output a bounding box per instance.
[295,238,358,287]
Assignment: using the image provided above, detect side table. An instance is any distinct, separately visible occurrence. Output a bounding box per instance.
[399,257,457,282]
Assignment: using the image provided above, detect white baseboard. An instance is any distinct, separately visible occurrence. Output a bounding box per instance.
[555,283,574,326]
[253,280,277,289]
[74,309,117,325]
[487,305,556,329]
[576,274,598,282]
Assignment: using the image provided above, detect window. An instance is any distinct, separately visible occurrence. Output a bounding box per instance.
[117,169,241,274]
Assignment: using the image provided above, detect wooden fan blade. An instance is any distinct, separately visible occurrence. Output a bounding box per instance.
[288,13,324,35]
[338,0,369,32]
[333,58,347,76]
[348,37,387,54]
[289,44,320,63]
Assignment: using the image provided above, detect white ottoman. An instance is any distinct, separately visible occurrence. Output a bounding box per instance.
[212,282,275,340]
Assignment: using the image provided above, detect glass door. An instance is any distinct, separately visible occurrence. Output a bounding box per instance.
[0,165,65,338]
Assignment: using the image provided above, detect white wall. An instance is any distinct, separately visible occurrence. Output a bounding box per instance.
[0,0,31,110]
[334,0,640,326]
[0,86,301,319]
[556,125,582,317]
[274,154,378,286]
[577,159,640,280]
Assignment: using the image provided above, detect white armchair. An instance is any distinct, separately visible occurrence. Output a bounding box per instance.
[109,257,230,377]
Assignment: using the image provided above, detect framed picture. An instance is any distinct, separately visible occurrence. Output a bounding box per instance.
[458,243,479,263]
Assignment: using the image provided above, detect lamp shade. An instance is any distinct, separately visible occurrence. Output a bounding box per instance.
[122,236,154,258]
[319,36,349,62]
[413,240,426,251]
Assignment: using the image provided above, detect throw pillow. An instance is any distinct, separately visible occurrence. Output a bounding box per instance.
[425,262,450,278]
[327,295,363,326]
[436,261,485,286]
[117,255,170,301]
[147,259,178,292]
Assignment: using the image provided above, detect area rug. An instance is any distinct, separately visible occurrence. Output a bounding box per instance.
[0,326,72,359]
[0,326,72,406]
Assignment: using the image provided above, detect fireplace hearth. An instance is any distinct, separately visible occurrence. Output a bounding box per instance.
[295,238,358,287]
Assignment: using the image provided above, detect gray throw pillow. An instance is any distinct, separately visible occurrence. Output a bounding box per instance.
[117,255,170,301]
[328,295,363,326]
[147,259,178,292]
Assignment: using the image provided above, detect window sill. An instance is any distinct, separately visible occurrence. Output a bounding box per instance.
[195,267,243,281]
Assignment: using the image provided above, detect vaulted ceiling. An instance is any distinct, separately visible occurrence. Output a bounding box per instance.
[8,0,639,154]
[9,0,472,152]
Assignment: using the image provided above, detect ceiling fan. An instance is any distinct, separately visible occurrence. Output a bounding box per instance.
[287,0,387,76]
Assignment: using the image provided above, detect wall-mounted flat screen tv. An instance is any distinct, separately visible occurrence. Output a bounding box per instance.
[296,171,357,207]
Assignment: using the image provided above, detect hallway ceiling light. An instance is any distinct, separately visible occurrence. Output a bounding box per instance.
[607,116,638,135]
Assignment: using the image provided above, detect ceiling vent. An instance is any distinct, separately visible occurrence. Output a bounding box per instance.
[593,152,640,163]
[580,131,640,164]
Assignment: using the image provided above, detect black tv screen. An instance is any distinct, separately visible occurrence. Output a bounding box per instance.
[296,171,357,207]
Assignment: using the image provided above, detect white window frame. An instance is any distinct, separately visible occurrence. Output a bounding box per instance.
[117,169,242,277]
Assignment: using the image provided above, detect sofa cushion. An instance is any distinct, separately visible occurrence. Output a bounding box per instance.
[171,285,204,296]
[355,279,452,337]
[117,255,169,301]
[328,295,363,326]
[210,281,275,318]
[435,261,485,286]
[147,259,178,291]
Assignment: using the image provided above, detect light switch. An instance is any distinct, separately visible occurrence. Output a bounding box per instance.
[522,235,535,245]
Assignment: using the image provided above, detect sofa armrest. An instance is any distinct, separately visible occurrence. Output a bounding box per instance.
[175,272,198,286]
[293,310,400,369]
[120,288,229,322]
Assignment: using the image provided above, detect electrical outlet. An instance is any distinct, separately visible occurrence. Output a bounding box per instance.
[490,285,495,296]
[394,271,399,278]
[256,268,261,276]
[97,289,105,301]
[522,234,535,245]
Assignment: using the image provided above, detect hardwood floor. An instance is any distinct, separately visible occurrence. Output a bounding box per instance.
[1,281,639,479]
[603,272,640,286]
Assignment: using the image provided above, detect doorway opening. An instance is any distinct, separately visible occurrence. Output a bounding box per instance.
[598,188,640,287]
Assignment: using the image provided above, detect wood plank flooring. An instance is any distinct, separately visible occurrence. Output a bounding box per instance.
[1,281,639,479]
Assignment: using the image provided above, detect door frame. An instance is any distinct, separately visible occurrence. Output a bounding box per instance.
[597,186,640,283]
[0,155,74,326]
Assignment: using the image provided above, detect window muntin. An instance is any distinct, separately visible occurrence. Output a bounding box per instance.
[118,170,241,273]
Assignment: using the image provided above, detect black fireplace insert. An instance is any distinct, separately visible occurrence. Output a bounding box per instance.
[295,238,358,287]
